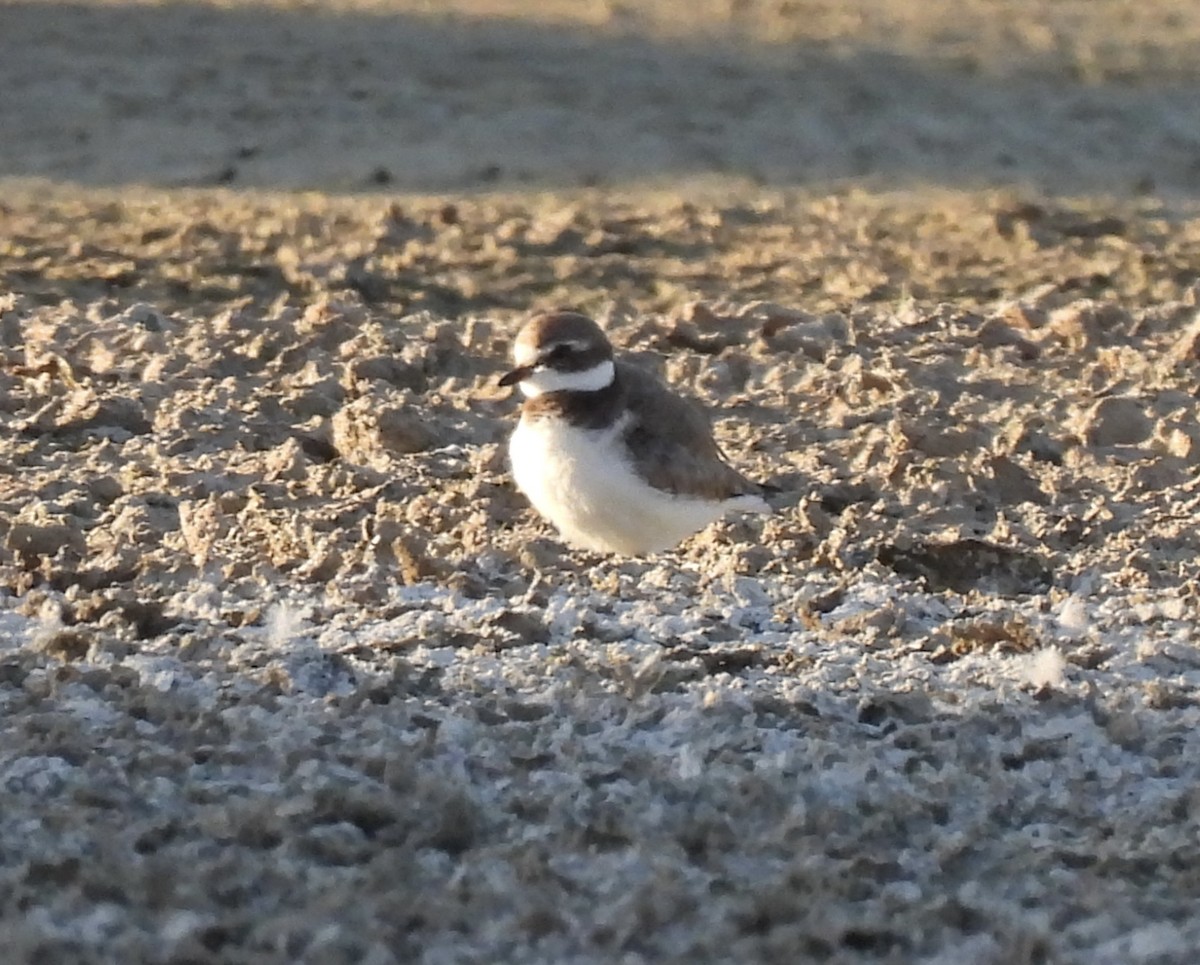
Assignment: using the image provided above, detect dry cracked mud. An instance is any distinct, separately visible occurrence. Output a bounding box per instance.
[3,2,1200,963]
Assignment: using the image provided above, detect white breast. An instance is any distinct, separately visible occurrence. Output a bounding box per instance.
[509,414,736,556]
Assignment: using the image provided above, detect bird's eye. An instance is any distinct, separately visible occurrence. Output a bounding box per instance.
[543,344,570,363]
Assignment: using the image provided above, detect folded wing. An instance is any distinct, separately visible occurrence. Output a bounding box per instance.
[616,362,766,503]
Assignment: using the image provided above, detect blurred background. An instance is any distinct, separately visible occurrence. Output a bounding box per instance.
[3,0,1200,196]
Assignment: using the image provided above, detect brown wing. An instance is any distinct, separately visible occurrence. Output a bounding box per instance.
[616,362,763,501]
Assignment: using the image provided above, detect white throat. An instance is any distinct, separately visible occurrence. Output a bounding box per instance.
[519,360,615,398]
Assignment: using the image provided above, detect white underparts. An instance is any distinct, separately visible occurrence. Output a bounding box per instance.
[509,413,765,555]
[518,360,615,398]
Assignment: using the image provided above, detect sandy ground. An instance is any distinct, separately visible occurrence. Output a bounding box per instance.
[4,0,1200,194]
[4,2,1200,963]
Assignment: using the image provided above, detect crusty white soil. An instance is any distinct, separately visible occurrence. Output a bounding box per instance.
[3,3,1200,963]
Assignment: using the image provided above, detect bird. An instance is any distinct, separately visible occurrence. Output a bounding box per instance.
[499,311,771,556]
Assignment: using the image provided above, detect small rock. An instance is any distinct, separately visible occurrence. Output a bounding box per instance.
[975,316,1040,359]
[264,438,310,481]
[894,419,989,459]
[7,523,87,566]
[347,356,427,391]
[87,396,152,435]
[376,407,436,454]
[987,455,1047,505]
[1167,311,1200,365]
[665,319,731,355]
[486,609,549,646]
[33,628,93,662]
[1083,396,1153,447]
[462,318,494,352]
[86,476,124,505]
[286,379,343,420]
[332,398,436,464]
[1045,301,1130,349]
[677,301,732,333]
[1154,423,1200,465]
[118,302,167,332]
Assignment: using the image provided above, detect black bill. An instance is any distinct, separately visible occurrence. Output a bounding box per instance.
[498,364,534,387]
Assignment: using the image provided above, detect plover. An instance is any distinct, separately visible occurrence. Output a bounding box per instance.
[499,311,771,555]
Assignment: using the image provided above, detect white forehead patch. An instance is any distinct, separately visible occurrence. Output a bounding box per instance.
[513,340,539,367]
[519,360,615,398]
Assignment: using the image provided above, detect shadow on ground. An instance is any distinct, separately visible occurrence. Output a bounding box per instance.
[2,0,1200,195]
